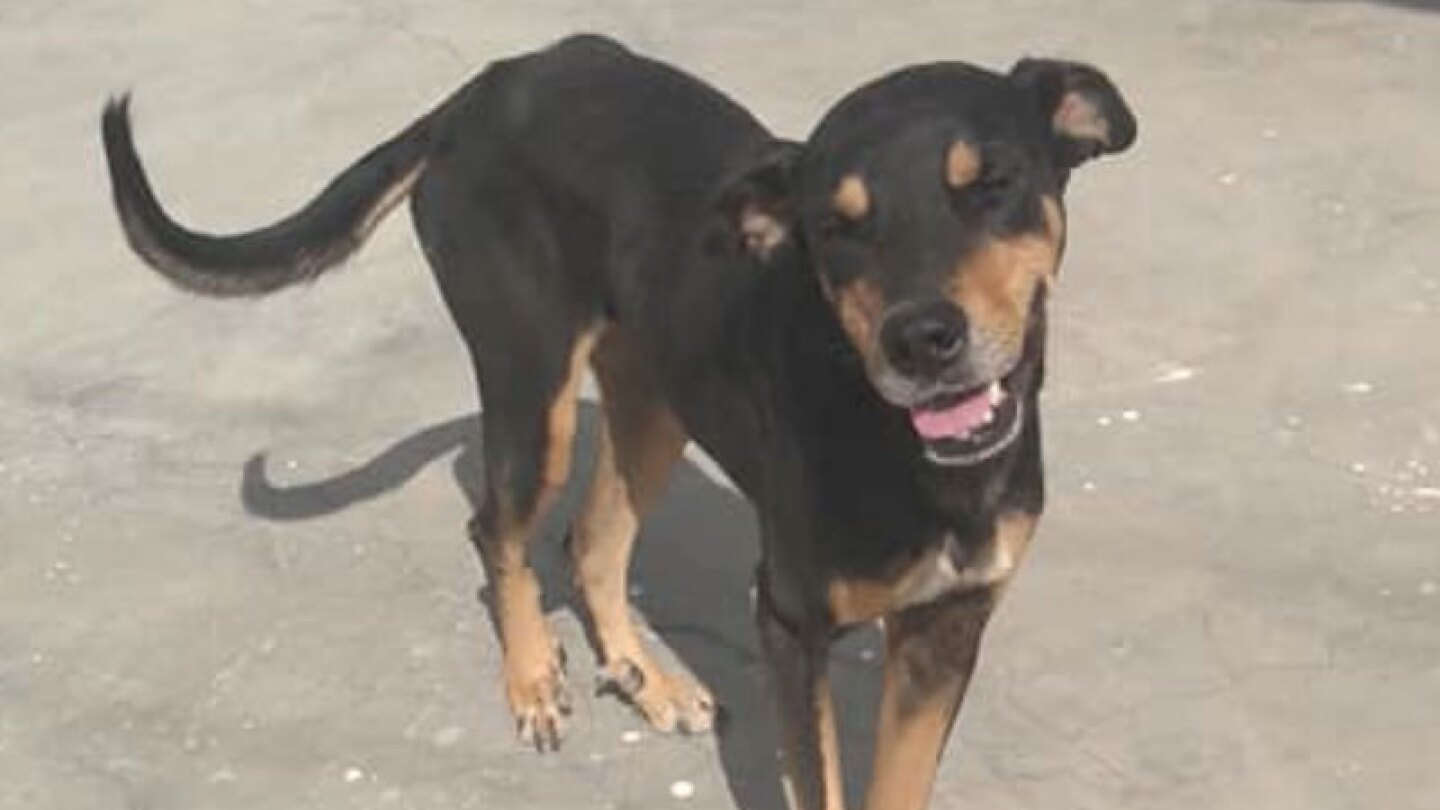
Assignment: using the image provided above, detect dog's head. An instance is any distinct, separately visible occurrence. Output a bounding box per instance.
[720,59,1135,466]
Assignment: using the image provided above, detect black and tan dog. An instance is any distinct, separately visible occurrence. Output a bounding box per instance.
[102,34,1134,810]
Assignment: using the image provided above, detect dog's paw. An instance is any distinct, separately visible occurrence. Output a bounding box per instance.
[506,646,572,752]
[596,657,717,734]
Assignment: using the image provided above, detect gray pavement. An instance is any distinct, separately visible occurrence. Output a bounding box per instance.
[2,1,1438,808]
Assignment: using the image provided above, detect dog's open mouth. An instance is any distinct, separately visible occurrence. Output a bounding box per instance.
[908,379,1024,466]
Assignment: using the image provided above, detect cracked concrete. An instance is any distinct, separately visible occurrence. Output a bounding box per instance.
[2,1,1438,808]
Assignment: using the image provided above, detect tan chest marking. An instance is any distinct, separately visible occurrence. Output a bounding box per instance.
[827,512,1037,626]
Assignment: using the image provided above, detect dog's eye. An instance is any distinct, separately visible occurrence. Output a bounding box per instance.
[974,165,1014,197]
[818,210,874,241]
[952,147,1024,215]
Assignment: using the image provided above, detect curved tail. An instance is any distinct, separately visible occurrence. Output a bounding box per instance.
[100,94,435,297]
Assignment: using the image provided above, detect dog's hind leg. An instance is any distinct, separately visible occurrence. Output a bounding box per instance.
[567,328,718,734]
[465,322,599,752]
[412,155,609,751]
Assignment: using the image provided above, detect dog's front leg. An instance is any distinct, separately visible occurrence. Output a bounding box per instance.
[756,579,845,810]
[864,591,995,810]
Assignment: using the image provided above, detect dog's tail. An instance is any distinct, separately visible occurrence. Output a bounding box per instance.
[100,94,435,297]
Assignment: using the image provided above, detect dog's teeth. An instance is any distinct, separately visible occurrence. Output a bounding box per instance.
[987,382,1003,405]
[981,409,994,425]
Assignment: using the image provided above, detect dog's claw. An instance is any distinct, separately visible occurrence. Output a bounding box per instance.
[517,711,563,752]
[507,646,572,753]
[514,691,569,752]
[676,692,719,735]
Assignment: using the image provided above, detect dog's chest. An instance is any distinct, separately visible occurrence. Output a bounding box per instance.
[826,511,1036,626]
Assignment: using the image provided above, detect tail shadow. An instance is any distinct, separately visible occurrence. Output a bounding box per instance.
[240,405,883,809]
[241,419,476,520]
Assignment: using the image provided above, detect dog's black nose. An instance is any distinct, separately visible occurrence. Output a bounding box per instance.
[880,301,968,378]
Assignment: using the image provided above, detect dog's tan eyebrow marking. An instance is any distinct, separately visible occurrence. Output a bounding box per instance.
[831,173,871,220]
[944,140,981,189]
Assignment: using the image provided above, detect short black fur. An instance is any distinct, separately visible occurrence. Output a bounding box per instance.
[101,34,1134,810]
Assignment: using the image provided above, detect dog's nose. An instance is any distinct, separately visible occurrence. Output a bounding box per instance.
[879,301,968,378]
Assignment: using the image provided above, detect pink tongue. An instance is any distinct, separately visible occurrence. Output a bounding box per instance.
[910,390,993,440]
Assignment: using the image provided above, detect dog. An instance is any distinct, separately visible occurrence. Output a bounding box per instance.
[101,34,1134,810]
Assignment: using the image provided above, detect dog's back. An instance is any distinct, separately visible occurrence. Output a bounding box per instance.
[413,34,774,318]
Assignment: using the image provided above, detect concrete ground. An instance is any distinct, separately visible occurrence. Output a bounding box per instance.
[3,0,1438,808]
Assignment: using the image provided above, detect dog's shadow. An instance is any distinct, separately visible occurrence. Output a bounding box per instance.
[240,404,883,810]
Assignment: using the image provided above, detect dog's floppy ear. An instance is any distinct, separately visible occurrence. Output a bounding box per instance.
[1009,58,1136,169]
[716,140,803,262]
